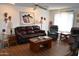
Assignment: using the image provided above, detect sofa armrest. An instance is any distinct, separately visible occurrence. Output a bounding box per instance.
[16,32,26,38]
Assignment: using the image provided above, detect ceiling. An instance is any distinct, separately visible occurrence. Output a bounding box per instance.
[7,3,79,10]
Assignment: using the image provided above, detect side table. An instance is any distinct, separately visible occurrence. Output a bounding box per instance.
[8,35,17,47]
[0,34,9,48]
[60,32,70,42]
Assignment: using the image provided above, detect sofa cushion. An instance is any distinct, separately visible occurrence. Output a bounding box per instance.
[71,27,79,34]
[25,26,33,31]
[39,30,45,33]
[32,26,40,30]
[27,31,35,34]
[24,34,37,38]
[15,27,22,33]
[21,31,27,35]
[72,30,79,34]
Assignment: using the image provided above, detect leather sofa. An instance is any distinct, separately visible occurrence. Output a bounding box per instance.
[47,25,58,40]
[64,27,79,56]
[70,27,79,48]
[15,25,46,44]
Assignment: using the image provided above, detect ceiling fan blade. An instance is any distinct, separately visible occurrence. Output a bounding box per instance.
[34,4,47,10]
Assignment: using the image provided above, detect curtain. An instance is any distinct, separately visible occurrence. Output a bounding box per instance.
[54,12,74,32]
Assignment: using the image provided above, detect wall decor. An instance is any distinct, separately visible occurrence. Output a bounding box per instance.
[20,12,35,25]
[3,12,13,35]
[77,13,79,17]
[76,13,79,23]
[40,17,47,29]
[44,17,46,20]
[4,12,8,23]
[77,19,79,23]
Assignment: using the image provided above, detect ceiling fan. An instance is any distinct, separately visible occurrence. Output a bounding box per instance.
[33,4,48,10]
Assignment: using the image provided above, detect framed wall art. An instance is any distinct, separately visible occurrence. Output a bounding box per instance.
[76,13,79,23]
[20,12,35,25]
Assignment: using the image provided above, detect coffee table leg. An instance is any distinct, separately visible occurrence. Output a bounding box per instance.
[30,42,40,52]
[43,40,52,48]
[47,40,52,48]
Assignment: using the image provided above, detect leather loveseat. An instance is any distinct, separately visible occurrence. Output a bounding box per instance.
[15,25,46,44]
[70,27,79,48]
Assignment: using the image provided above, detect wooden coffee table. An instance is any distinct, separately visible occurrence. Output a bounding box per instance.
[29,36,52,52]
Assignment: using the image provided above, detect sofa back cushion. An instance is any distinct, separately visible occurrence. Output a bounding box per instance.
[49,25,58,32]
[71,27,79,35]
[32,26,40,30]
[15,27,22,34]
[25,26,33,31]
[21,27,26,31]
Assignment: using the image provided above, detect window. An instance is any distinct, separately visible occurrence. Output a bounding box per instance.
[54,12,74,32]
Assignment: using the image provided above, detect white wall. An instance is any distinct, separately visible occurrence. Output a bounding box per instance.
[0,4,20,34]
[0,4,49,34]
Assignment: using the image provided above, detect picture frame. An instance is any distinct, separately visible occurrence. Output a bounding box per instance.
[20,12,35,25]
[77,19,79,22]
[76,13,79,23]
[77,14,79,17]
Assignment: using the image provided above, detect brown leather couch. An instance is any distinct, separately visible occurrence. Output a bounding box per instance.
[15,25,46,44]
[70,27,79,48]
